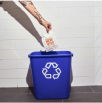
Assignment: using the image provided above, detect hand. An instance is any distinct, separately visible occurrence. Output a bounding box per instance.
[39,19,52,33]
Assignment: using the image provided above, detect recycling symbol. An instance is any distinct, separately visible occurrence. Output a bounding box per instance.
[42,62,61,80]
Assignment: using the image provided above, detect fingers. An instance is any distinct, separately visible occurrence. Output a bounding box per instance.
[46,23,52,33]
[48,23,52,30]
[46,28,49,33]
[43,21,52,33]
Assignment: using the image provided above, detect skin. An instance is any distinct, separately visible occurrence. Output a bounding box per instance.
[19,1,52,33]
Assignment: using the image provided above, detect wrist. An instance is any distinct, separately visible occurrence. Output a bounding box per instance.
[38,18,44,25]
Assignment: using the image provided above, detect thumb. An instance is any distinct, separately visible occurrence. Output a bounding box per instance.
[46,26,49,33]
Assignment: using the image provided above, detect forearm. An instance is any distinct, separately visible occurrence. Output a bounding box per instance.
[19,1,44,24]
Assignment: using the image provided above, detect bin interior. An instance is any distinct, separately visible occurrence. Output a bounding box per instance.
[30,51,72,56]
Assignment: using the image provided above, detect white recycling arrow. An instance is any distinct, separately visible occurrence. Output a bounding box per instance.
[42,62,61,80]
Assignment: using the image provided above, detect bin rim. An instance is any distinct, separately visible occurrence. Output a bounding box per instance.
[28,51,73,58]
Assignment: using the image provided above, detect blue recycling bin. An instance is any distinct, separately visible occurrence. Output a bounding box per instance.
[28,51,73,99]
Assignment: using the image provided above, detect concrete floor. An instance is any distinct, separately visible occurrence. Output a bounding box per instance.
[0,86,102,102]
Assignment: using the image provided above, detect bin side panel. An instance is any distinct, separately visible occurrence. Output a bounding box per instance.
[30,56,71,99]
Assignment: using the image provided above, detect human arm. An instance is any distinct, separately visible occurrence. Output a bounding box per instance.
[19,1,52,33]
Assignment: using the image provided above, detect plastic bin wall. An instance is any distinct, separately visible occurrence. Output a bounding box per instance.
[28,51,73,99]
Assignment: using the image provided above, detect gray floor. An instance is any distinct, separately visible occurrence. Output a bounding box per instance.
[0,86,102,102]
